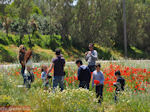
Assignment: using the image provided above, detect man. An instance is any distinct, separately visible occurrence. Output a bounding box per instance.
[85,43,98,72]
[76,59,91,89]
[47,49,65,91]
[92,63,104,104]
[113,70,125,102]
[19,45,26,85]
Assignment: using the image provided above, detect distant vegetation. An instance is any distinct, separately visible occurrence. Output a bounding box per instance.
[0,0,150,62]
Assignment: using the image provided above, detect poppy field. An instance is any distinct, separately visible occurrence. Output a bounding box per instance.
[0,61,150,112]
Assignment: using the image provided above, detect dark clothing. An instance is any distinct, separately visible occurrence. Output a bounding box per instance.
[88,65,96,72]
[114,76,125,102]
[96,85,104,103]
[115,76,125,93]
[21,67,26,84]
[79,81,89,89]
[52,56,65,76]
[19,52,25,65]
[77,65,91,83]
[19,51,25,84]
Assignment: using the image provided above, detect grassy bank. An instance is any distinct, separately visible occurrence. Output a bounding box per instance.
[0,32,150,63]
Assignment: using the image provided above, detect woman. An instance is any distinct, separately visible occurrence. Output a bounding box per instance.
[19,45,26,85]
[24,50,34,88]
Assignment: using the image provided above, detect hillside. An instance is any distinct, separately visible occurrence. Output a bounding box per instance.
[0,32,149,63]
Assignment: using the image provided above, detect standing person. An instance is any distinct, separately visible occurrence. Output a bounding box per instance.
[24,50,34,88]
[18,45,26,85]
[85,43,98,72]
[113,70,125,102]
[76,60,91,89]
[47,49,65,91]
[92,63,104,104]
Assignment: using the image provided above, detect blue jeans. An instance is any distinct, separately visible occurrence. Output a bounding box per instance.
[53,76,64,91]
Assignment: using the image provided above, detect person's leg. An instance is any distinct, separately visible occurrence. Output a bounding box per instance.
[86,82,89,90]
[114,91,118,103]
[96,85,100,98]
[59,76,64,91]
[53,76,59,90]
[79,81,83,88]
[96,85,101,103]
[88,65,96,72]
[99,85,104,103]
[21,66,25,85]
[79,81,87,89]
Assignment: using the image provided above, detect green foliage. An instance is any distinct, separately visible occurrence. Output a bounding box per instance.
[0,95,13,106]
[0,44,17,62]
[49,35,62,50]
[32,6,42,15]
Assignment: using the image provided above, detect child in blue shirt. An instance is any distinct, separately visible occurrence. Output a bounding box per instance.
[92,63,104,104]
[41,65,51,89]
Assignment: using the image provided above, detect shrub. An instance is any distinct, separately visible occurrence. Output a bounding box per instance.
[28,88,102,112]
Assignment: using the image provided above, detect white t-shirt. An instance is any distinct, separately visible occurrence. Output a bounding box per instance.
[25,59,33,75]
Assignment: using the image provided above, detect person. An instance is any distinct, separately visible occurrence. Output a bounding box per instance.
[92,63,104,104]
[41,65,52,90]
[18,45,26,85]
[85,43,98,72]
[113,70,125,102]
[24,50,34,88]
[76,59,91,89]
[47,49,65,91]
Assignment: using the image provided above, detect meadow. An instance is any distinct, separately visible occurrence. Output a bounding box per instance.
[0,60,150,112]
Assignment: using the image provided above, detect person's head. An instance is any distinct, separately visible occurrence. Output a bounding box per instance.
[19,45,26,53]
[55,48,61,56]
[95,63,101,71]
[24,50,32,63]
[115,70,121,78]
[89,43,94,51]
[76,59,83,67]
[41,65,48,72]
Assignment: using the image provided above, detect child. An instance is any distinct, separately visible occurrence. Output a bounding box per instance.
[41,65,51,89]
[92,63,104,104]
[113,70,125,102]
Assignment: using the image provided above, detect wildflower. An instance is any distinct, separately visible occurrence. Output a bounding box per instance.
[94,80,100,85]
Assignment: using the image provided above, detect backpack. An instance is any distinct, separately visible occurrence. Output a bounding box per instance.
[78,67,91,83]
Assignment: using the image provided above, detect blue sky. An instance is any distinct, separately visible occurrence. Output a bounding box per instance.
[73,0,78,6]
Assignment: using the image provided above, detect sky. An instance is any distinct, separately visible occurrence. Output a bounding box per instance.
[1,0,78,5]
[73,0,78,6]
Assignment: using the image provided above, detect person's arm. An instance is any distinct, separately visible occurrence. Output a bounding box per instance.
[100,72,105,84]
[77,67,81,80]
[85,51,90,61]
[88,68,91,83]
[47,63,54,74]
[90,50,98,60]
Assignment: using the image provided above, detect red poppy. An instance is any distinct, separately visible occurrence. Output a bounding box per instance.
[94,80,100,85]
